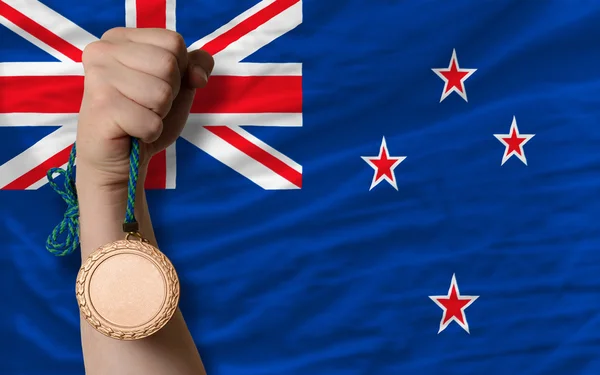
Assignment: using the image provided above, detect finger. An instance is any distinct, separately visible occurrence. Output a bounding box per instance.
[108,61,175,118]
[102,27,188,77]
[185,49,215,89]
[110,42,181,96]
[108,89,164,143]
[152,81,197,152]
[151,49,214,151]
[150,50,213,151]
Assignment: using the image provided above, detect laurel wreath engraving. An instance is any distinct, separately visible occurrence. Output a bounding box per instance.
[76,240,180,340]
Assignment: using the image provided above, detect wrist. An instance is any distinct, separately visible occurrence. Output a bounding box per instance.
[75,162,148,199]
[76,164,148,260]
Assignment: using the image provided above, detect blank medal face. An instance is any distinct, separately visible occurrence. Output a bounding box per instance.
[76,240,179,340]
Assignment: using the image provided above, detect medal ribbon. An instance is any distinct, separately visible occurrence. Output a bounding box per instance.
[45,138,141,256]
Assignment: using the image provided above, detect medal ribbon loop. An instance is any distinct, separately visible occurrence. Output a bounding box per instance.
[46,138,141,256]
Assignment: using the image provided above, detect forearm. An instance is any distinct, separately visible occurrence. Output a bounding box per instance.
[76,167,205,375]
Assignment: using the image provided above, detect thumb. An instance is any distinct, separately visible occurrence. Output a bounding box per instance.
[150,49,214,152]
[186,49,215,89]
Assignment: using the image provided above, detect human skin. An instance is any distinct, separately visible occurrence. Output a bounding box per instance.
[74,27,214,375]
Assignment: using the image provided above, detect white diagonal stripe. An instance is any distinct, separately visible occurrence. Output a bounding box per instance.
[188,0,277,52]
[0,124,76,189]
[27,161,68,190]
[3,0,98,52]
[227,125,301,173]
[181,125,299,190]
[215,1,302,63]
[0,16,71,62]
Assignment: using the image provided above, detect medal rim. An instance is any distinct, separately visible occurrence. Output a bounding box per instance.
[76,239,180,341]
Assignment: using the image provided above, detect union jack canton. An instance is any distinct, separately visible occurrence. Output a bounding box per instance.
[0,0,303,190]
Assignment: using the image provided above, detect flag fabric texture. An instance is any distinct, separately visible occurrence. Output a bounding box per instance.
[1,0,600,374]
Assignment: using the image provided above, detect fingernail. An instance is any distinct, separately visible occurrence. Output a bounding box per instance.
[193,65,208,82]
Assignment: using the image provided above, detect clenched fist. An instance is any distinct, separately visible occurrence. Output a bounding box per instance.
[76,27,214,189]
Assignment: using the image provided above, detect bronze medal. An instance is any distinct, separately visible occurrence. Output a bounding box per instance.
[46,137,179,340]
[76,233,180,340]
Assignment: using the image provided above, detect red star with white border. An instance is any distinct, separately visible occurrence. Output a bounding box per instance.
[432,49,477,102]
[494,116,535,166]
[361,137,406,191]
[429,274,479,334]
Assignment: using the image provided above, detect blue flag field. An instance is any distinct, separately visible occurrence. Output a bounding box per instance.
[1,0,599,374]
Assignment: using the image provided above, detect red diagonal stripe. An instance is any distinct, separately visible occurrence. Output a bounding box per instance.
[0,1,82,62]
[2,144,73,190]
[136,0,166,28]
[200,0,301,55]
[0,75,302,114]
[205,126,302,188]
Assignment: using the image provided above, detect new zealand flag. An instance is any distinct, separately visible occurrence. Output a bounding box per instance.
[1,0,599,374]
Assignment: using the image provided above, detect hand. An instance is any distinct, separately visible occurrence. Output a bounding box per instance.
[75,27,214,190]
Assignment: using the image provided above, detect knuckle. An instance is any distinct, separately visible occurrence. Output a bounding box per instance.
[101,27,126,40]
[82,41,111,66]
[158,51,179,79]
[85,80,113,108]
[151,81,174,111]
[145,113,163,139]
[163,31,186,54]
